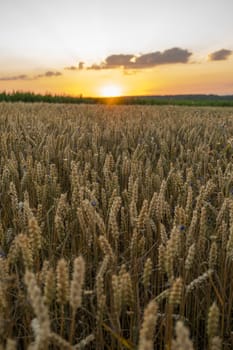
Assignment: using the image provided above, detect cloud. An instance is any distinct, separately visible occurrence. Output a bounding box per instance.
[87,63,103,70]
[78,62,84,70]
[132,48,192,68]
[105,54,135,68]
[88,47,192,70]
[209,49,232,61]
[0,70,62,81]
[65,66,77,71]
[87,54,134,70]
[64,61,84,70]
[0,74,28,81]
[36,71,62,78]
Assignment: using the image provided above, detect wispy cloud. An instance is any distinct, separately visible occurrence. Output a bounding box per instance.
[209,49,232,61]
[87,63,103,70]
[0,70,63,81]
[35,71,62,78]
[0,74,29,81]
[87,47,192,70]
[64,61,84,71]
[64,66,77,71]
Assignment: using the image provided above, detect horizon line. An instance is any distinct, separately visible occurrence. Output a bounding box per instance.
[1,90,233,98]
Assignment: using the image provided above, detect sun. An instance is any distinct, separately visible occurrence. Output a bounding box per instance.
[99,84,123,97]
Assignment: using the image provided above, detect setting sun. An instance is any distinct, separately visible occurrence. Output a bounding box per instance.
[99,84,123,97]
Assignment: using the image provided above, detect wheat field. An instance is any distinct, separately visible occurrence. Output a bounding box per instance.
[0,102,233,349]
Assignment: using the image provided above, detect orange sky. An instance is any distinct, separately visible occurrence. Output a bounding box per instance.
[0,0,233,96]
[1,57,233,97]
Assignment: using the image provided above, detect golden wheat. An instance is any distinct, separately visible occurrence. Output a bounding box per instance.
[0,102,233,349]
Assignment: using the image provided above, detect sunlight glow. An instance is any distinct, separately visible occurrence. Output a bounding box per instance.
[99,84,123,97]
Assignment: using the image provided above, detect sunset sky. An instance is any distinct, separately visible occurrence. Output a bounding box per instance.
[1,0,233,96]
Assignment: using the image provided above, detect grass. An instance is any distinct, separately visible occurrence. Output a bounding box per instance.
[1,91,233,107]
[0,102,233,349]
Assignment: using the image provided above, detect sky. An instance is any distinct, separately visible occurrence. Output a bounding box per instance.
[0,0,233,96]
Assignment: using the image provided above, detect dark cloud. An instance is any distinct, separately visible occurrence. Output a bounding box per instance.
[0,74,28,81]
[36,71,62,78]
[87,54,134,70]
[105,54,134,68]
[132,48,192,68]
[209,49,232,61]
[88,47,192,70]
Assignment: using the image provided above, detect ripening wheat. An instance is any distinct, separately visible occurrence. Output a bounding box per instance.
[0,102,233,349]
